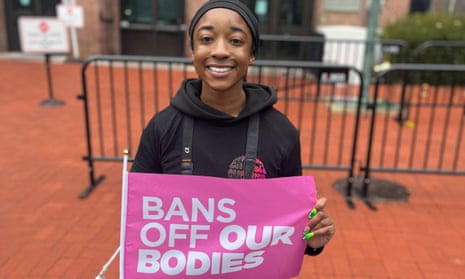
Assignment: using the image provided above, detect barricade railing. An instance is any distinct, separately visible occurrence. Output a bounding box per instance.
[351,64,465,208]
[78,55,195,198]
[411,40,465,64]
[78,56,465,211]
[259,34,409,69]
[78,55,364,199]
[247,60,364,175]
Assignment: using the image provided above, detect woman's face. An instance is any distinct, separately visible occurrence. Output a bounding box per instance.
[191,8,255,93]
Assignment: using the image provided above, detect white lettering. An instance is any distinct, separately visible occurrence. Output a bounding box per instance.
[164,197,189,222]
[140,222,166,247]
[246,225,272,250]
[169,224,188,247]
[243,250,265,269]
[271,226,294,246]
[211,252,221,274]
[186,251,210,275]
[217,198,236,223]
[220,225,295,250]
[219,225,246,250]
[190,225,210,248]
[192,198,214,222]
[160,250,185,275]
[137,249,161,273]
[142,197,164,220]
[221,253,244,273]
[136,249,265,275]
[142,196,237,223]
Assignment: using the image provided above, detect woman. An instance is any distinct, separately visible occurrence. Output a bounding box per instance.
[131,0,335,256]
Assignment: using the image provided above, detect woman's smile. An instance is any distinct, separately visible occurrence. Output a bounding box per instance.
[208,66,233,73]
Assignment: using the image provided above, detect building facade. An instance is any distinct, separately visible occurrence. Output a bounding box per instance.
[0,0,458,59]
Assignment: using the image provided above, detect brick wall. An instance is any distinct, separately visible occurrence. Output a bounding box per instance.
[315,0,410,28]
[75,0,102,58]
[379,0,410,27]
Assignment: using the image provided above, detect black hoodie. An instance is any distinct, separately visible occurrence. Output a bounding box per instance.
[131,78,302,178]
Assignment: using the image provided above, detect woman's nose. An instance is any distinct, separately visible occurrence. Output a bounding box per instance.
[211,39,230,58]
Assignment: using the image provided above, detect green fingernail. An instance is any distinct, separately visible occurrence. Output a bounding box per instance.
[308,208,318,219]
[303,232,315,241]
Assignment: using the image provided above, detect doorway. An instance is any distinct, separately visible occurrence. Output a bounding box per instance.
[242,0,318,60]
[120,0,186,56]
[4,0,62,51]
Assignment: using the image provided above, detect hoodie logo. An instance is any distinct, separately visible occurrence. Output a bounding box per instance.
[227,155,267,179]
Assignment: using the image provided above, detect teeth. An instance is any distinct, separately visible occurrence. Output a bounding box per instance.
[209,66,232,73]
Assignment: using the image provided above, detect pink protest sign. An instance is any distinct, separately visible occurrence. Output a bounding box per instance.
[120,173,317,279]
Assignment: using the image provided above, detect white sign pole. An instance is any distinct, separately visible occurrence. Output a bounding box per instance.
[69,0,80,59]
[60,0,80,60]
[70,24,80,59]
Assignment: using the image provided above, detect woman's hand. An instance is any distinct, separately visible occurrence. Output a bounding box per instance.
[303,197,336,249]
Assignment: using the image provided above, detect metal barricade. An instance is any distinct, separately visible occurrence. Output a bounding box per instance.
[352,64,465,207]
[78,56,465,212]
[78,55,364,199]
[411,40,465,64]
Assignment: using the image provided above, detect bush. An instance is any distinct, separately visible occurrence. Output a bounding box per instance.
[380,12,465,84]
[381,12,465,63]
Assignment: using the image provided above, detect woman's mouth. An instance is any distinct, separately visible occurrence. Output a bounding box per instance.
[208,66,233,73]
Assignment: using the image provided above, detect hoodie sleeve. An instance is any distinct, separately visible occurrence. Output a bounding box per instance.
[131,107,184,174]
[131,118,162,173]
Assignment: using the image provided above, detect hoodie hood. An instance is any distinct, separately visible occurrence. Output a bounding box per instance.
[171,79,277,123]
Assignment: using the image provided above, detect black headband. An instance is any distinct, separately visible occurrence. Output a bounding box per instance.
[188,0,260,55]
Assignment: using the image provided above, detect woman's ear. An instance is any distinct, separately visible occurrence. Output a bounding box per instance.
[249,56,255,65]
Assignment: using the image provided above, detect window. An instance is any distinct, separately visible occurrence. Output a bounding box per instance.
[409,0,431,14]
[121,0,153,24]
[156,0,184,25]
[242,0,269,23]
[121,0,184,25]
[18,0,31,6]
[279,0,303,26]
[324,0,360,12]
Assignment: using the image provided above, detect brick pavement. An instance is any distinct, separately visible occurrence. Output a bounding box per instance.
[0,57,464,278]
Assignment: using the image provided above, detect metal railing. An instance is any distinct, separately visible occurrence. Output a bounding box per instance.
[259,34,409,69]
[349,64,465,207]
[411,40,465,64]
[78,55,363,198]
[78,55,465,212]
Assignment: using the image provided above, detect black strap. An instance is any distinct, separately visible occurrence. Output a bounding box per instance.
[181,116,194,175]
[244,114,260,179]
[181,113,260,178]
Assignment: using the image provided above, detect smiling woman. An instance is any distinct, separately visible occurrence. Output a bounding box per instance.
[131,0,336,260]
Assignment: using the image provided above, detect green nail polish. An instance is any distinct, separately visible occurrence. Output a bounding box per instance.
[308,208,318,219]
[303,232,315,241]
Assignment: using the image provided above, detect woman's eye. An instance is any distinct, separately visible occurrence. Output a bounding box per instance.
[200,37,213,44]
[230,38,243,46]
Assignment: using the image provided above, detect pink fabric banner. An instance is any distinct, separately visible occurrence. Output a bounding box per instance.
[120,173,317,279]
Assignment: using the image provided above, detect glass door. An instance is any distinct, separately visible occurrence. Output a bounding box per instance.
[5,0,60,51]
[243,0,316,60]
[120,0,185,56]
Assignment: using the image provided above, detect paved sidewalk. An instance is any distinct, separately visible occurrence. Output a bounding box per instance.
[0,57,464,278]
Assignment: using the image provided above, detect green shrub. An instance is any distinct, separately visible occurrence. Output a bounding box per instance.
[381,12,465,63]
[380,12,465,84]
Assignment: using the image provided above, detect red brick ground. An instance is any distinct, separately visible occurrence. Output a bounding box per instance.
[0,57,464,278]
